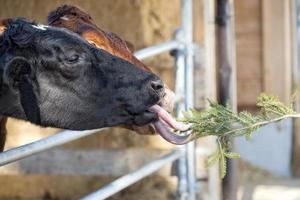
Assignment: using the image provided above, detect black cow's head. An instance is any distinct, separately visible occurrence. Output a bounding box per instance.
[0,18,163,130]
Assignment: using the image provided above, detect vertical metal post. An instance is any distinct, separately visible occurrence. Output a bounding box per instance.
[181,0,197,199]
[175,28,188,200]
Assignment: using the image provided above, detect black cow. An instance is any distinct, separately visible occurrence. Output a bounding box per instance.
[0,18,163,131]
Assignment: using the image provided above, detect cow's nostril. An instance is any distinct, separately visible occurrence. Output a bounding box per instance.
[151,80,164,93]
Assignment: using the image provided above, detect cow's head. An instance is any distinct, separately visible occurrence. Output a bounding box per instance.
[47,5,176,135]
[0,18,164,130]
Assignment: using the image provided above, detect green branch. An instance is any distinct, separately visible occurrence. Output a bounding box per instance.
[224,113,300,137]
[181,93,300,178]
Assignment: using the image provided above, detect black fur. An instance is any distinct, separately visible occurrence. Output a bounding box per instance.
[0,18,161,130]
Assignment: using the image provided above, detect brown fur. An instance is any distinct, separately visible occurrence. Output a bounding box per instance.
[48,5,151,72]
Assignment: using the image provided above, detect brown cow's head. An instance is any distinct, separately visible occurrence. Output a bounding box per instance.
[47,5,176,135]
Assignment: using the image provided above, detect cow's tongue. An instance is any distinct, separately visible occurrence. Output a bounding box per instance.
[149,105,190,131]
[148,105,192,145]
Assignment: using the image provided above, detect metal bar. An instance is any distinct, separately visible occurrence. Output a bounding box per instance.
[181,0,197,199]
[0,129,104,166]
[174,28,189,200]
[81,149,183,200]
[134,40,182,60]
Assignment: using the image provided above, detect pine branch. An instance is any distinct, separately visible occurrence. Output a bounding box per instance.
[223,113,300,137]
[181,93,300,178]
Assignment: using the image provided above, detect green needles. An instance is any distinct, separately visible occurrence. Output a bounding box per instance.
[182,93,300,178]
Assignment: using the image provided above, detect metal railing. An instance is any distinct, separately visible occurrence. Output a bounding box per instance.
[82,149,183,200]
[0,129,104,166]
[0,0,197,199]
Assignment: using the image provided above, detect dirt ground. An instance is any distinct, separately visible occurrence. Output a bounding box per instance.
[239,177,300,200]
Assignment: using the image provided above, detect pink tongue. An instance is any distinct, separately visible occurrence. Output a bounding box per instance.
[152,120,192,145]
[148,105,190,131]
[149,105,192,145]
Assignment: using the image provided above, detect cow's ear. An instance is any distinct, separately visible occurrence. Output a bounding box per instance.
[125,40,135,53]
[4,57,33,88]
[0,18,11,35]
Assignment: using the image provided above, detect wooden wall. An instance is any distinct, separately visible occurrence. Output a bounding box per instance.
[235,0,263,108]
[235,0,292,109]
[235,0,297,176]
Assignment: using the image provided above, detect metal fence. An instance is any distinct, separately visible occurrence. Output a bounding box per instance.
[0,0,198,199]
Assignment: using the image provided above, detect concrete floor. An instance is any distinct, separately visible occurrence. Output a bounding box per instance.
[236,160,300,200]
[238,178,300,200]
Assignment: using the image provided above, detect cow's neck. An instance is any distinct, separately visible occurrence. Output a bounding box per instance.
[0,92,30,152]
[0,95,25,120]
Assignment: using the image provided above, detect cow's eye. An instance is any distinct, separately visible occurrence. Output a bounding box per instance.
[67,54,80,64]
